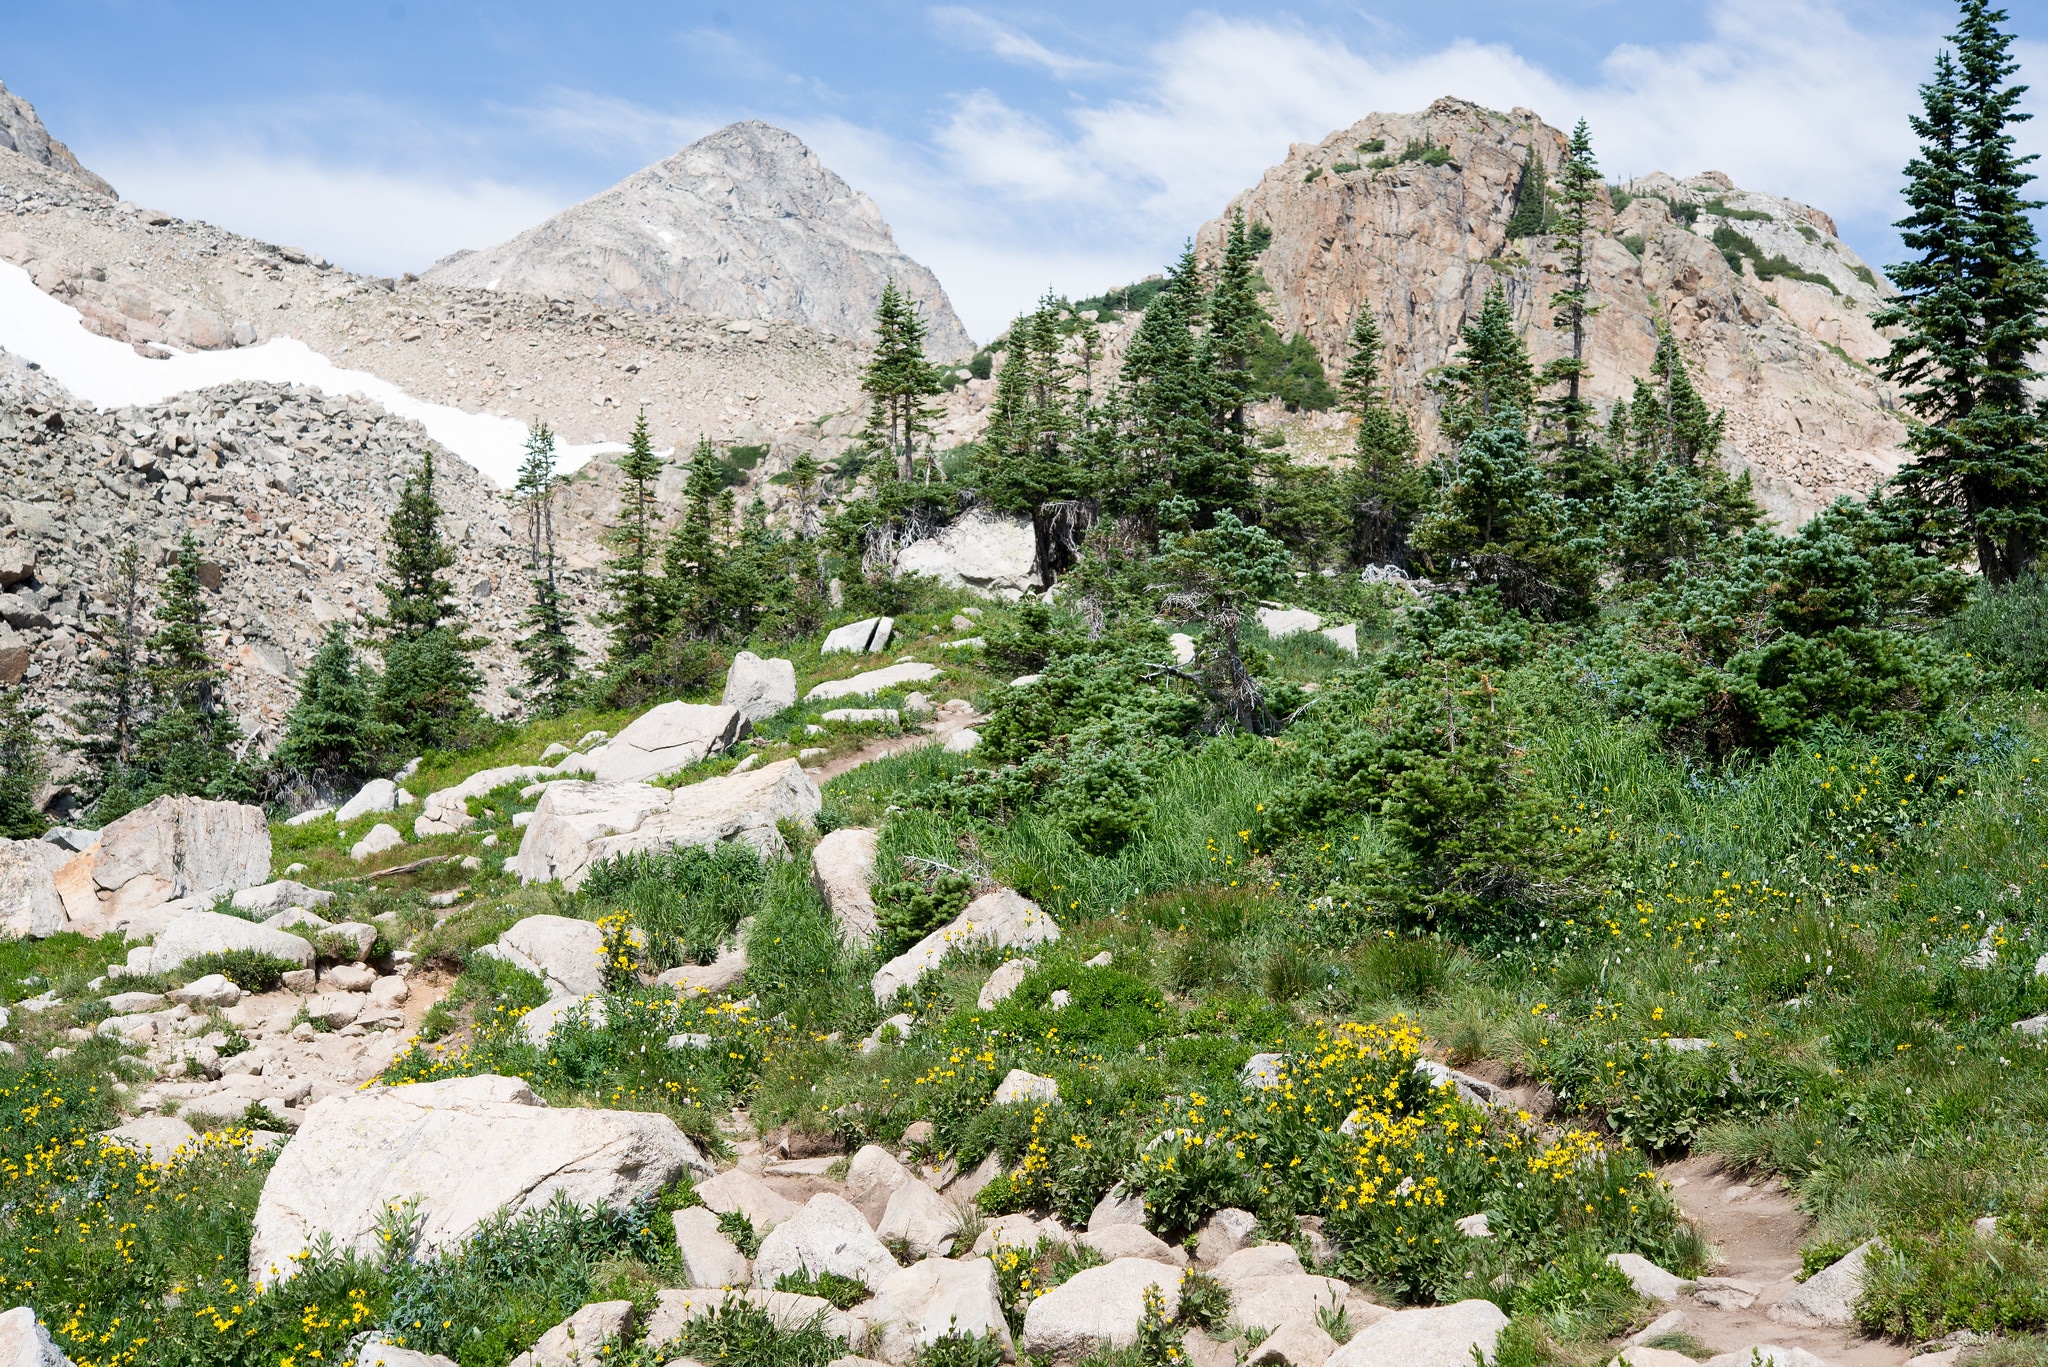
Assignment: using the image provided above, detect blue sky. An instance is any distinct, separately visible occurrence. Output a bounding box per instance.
[8,0,2045,340]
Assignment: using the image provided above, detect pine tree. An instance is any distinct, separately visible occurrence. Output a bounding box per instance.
[601,411,667,663]
[1875,0,2048,583]
[69,540,145,804]
[1504,143,1551,238]
[662,436,725,638]
[860,279,945,482]
[370,453,483,752]
[514,422,580,715]
[1204,212,1265,454]
[787,452,824,539]
[980,296,1092,585]
[1649,325,1726,468]
[1336,308,1426,567]
[1410,425,1598,619]
[1435,284,1536,442]
[127,532,247,808]
[1116,246,1214,526]
[1539,121,1605,468]
[276,623,384,782]
[0,684,47,838]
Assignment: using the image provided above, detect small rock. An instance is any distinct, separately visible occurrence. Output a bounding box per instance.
[847,1143,916,1226]
[1453,1213,1490,1239]
[992,1069,1058,1106]
[1322,1299,1506,1367]
[876,1179,959,1258]
[1194,1208,1258,1264]
[512,1299,633,1367]
[977,958,1036,1010]
[1082,1224,1186,1266]
[169,974,241,1008]
[1241,1053,1285,1089]
[1248,1320,1338,1367]
[1768,1240,1876,1328]
[1088,1189,1148,1232]
[321,963,377,992]
[1607,1251,1691,1302]
[350,823,404,861]
[696,1166,802,1233]
[1085,951,1113,968]
[673,1205,751,1289]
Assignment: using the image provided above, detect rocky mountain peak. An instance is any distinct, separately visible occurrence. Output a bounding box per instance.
[0,78,114,199]
[1200,98,1903,524]
[426,119,973,361]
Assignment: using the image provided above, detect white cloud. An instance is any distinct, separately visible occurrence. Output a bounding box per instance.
[929,7,1115,79]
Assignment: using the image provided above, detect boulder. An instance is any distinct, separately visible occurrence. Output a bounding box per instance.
[510,1300,633,1367]
[102,1115,199,1164]
[943,728,980,754]
[306,992,363,1029]
[657,946,748,997]
[145,911,316,975]
[1254,608,1322,639]
[873,889,1060,1002]
[588,704,747,785]
[977,958,1036,1010]
[351,823,404,861]
[894,510,1041,600]
[246,1074,711,1283]
[724,653,800,724]
[336,779,398,822]
[1318,624,1359,656]
[752,1192,900,1293]
[1168,633,1196,665]
[971,1212,1050,1257]
[876,1178,959,1258]
[168,974,241,1008]
[1607,1252,1692,1303]
[521,995,608,1046]
[1081,1225,1185,1266]
[104,990,165,1013]
[231,880,335,915]
[847,1143,916,1226]
[265,906,333,933]
[1247,1321,1338,1367]
[1323,1300,1507,1367]
[370,976,410,1009]
[1194,1209,1259,1264]
[1213,1244,1304,1288]
[1022,1258,1183,1362]
[1087,1190,1148,1232]
[53,795,270,933]
[321,921,378,961]
[1768,1239,1875,1328]
[822,616,893,655]
[1228,1274,1356,1333]
[0,1307,70,1367]
[285,807,334,827]
[673,1205,752,1288]
[867,1255,1017,1365]
[696,1166,803,1232]
[822,708,898,725]
[993,1069,1058,1105]
[0,837,68,938]
[481,915,607,999]
[322,962,377,992]
[354,1344,459,1367]
[512,760,821,890]
[811,827,880,946]
[807,661,944,701]
[415,765,555,838]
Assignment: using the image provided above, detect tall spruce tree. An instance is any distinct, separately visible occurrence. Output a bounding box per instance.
[1336,308,1426,567]
[1202,212,1265,492]
[1539,121,1606,480]
[514,421,580,714]
[370,452,483,752]
[0,685,47,838]
[601,411,667,663]
[276,623,383,783]
[860,279,945,482]
[1504,143,1551,238]
[69,540,145,805]
[1875,0,2048,583]
[128,532,246,807]
[787,452,824,540]
[980,296,1092,586]
[1436,284,1536,442]
[663,436,726,639]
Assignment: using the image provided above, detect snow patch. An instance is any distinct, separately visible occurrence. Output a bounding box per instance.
[0,260,620,487]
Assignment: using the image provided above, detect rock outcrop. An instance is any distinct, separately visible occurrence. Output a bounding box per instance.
[1198,98,1906,525]
[426,122,973,360]
[0,78,113,197]
[810,826,880,945]
[246,1074,711,1283]
[894,510,1040,599]
[46,796,271,936]
[872,889,1061,1002]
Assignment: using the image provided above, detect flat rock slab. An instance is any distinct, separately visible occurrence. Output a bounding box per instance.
[806,661,942,701]
[821,616,893,655]
[246,1074,710,1282]
[1023,1257,1183,1362]
[872,889,1060,1002]
[588,703,746,784]
[147,911,316,975]
[1324,1299,1507,1367]
[752,1192,900,1293]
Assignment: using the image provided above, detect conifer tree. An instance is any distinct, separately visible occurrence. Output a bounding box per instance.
[370,453,483,752]
[860,279,945,482]
[601,411,667,663]
[1203,212,1265,474]
[128,532,247,807]
[1539,121,1605,474]
[980,296,1092,584]
[276,623,384,782]
[1116,246,1213,526]
[663,436,725,638]
[69,540,145,804]
[787,452,824,539]
[514,422,580,716]
[1336,308,1426,567]
[1410,425,1598,619]
[0,684,47,838]
[1504,143,1551,238]
[1435,284,1536,442]
[1875,0,2048,583]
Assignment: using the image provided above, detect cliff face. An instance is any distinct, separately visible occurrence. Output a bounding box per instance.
[1197,98,1905,525]
[427,121,974,362]
[0,79,114,199]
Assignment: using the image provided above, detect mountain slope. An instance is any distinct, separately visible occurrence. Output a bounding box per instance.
[1198,98,1904,524]
[426,120,974,362]
[0,78,113,199]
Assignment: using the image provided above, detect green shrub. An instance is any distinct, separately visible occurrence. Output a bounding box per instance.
[178,949,302,993]
[645,1288,845,1367]
[582,843,766,969]
[1332,161,1360,175]
[1944,573,2048,689]
[914,1330,1007,1367]
[875,871,975,959]
[1508,1241,1641,1338]
[776,1266,870,1309]
[720,1209,763,1258]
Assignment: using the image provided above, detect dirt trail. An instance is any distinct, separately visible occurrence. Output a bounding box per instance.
[1654,1155,1917,1366]
[803,700,982,786]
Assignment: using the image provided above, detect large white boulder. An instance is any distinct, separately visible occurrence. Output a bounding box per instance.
[807,662,944,701]
[512,1300,633,1367]
[415,765,556,838]
[520,995,608,1046]
[512,760,821,890]
[588,703,747,785]
[992,1069,1059,1106]
[479,915,607,999]
[868,1256,1017,1365]
[50,795,270,935]
[1228,1274,1357,1333]
[847,1143,916,1226]
[0,837,69,938]
[0,1306,70,1367]
[145,911,316,975]
[336,779,398,822]
[351,824,404,861]
[1213,1244,1303,1287]
[673,1205,752,1288]
[696,1166,802,1232]
[752,1192,900,1293]
[823,616,894,655]
[894,510,1041,601]
[231,880,335,915]
[811,827,880,945]
[873,889,1060,1002]
[1768,1240,1876,1328]
[246,1075,710,1284]
[876,1178,960,1258]
[1254,608,1322,639]
[724,652,799,724]
[1323,1300,1507,1367]
[1022,1258,1183,1362]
